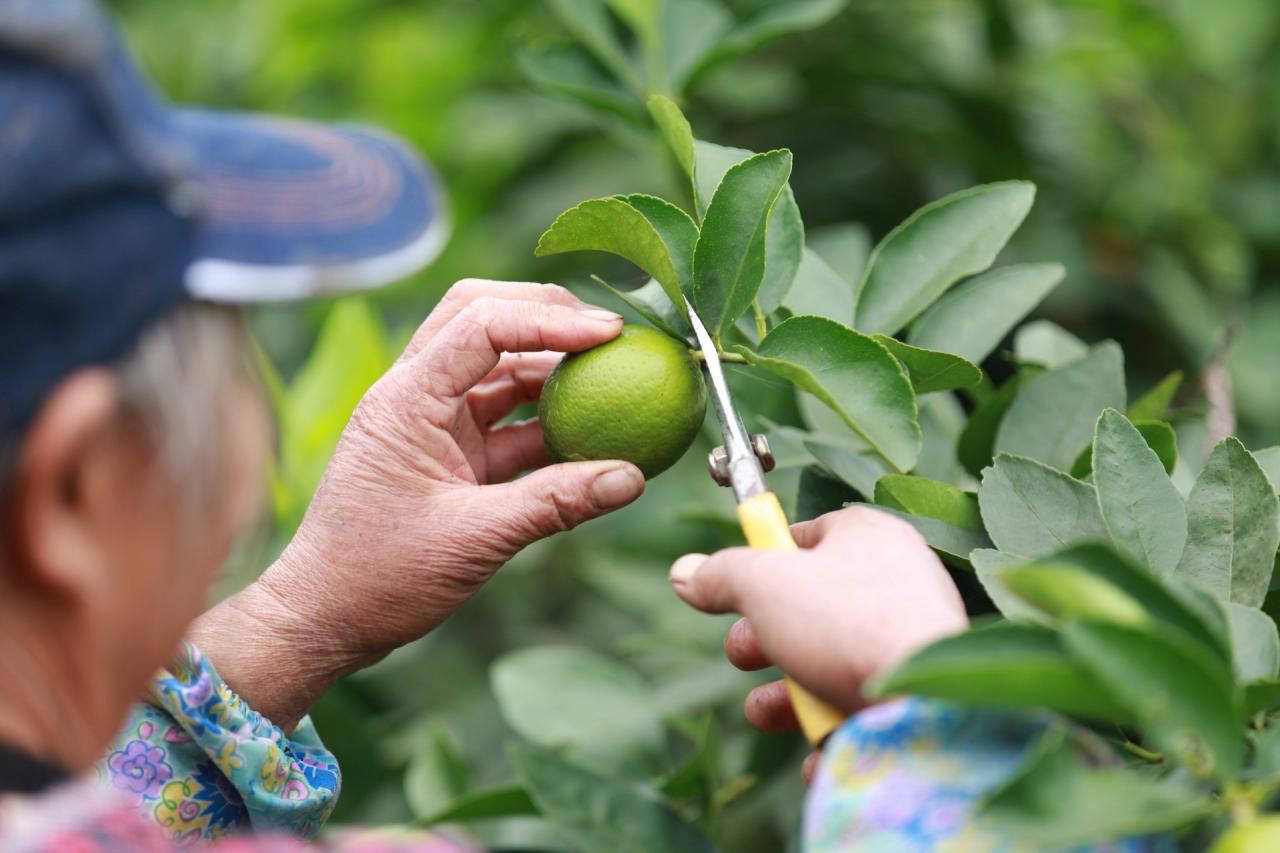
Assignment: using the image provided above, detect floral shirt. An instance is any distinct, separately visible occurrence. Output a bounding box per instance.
[804,698,1172,852]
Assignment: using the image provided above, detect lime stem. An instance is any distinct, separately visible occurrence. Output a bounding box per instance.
[692,349,747,364]
[751,302,769,340]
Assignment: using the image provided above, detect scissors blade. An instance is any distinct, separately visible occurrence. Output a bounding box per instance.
[682,296,766,501]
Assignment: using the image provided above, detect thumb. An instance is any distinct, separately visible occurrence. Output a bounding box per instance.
[484,460,644,543]
[669,548,768,614]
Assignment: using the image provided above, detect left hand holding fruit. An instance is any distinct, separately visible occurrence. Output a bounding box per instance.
[191,279,645,729]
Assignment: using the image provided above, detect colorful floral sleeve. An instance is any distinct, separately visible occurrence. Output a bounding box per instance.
[98,644,340,845]
[803,698,1173,852]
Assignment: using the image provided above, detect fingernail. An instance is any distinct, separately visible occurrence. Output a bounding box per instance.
[580,308,622,323]
[669,554,706,585]
[591,465,643,508]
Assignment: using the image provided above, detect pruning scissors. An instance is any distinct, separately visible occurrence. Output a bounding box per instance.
[683,296,846,747]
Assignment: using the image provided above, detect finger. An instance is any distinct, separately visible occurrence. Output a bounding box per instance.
[480,460,644,542]
[466,352,562,428]
[669,548,770,614]
[725,618,771,671]
[399,280,585,362]
[802,752,822,788]
[418,298,622,398]
[744,680,800,733]
[484,419,547,483]
[789,504,920,549]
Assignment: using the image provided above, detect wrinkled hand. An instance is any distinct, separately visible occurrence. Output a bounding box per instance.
[669,507,967,741]
[194,280,645,728]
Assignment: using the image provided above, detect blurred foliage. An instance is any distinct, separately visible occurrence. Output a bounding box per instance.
[109,0,1280,848]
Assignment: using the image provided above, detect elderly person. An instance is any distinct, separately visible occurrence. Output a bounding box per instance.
[0,3,1168,852]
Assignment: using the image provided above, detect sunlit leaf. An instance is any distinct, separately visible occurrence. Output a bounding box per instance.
[1071,420,1178,479]
[873,474,982,530]
[874,336,982,394]
[908,262,1064,364]
[537,196,685,312]
[692,150,792,334]
[855,181,1036,335]
[739,316,920,471]
[1128,371,1184,422]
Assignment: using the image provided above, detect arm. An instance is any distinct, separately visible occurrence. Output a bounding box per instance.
[191,280,645,731]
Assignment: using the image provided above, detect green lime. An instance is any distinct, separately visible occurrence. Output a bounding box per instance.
[540,325,707,479]
[1213,817,1280,852]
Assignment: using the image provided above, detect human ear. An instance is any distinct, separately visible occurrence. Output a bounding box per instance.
[5,369,128,601]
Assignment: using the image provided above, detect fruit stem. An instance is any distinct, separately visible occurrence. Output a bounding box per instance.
[751,302,769,340]
[692,349,747,364]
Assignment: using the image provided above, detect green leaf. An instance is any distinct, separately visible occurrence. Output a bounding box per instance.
[415,784,538,826]
[1223,601,1280,682]
[1254,446,1280,493]
[1175,438,1280,607]
[993,544,1230,661]
[782,248,854,324]
[854,181,1036,335]
[808,222,871,291]
[616,193,698,292]
[1001,565,1150,627]
[1071,419,1178,479]
[978,454,1108,558]
[982,728,1211,846]
[1063,620,1243,778]
[873,336,982,395]
[277,298,391,526]
[957,367,1042,478]
[692,0,848,81]
[516,45,643,122]
[591,276,690,340]
[537,197,685,312]
[692,150,792,334]
[864,504,991,569]
[995,342,1126,472]
[756,186,805,313]
[1128,371,1184,422]
[647,95,696,180]
[739,316,921,472]
[512,745,715,853]
[1091,409,1187,575]
[805,439,891,497]
[692,140,750,218]
[873,474,982,530]
[405,727,471,821]
[871,620,1128,720]
[1013,319,1088,368]
[545,0,638,88]
[907,262,1065,365]
[660,0,732,92]
[794,465,857,521]
[491,645,665,772]
[971,549,1047,623]
[1246,680,1280,717]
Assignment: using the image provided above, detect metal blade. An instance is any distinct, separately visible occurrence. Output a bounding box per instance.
[682,296,766,501]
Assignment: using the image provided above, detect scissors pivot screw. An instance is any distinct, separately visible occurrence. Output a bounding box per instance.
[707,435,776,487]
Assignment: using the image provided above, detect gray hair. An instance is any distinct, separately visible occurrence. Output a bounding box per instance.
[1,303,256,516]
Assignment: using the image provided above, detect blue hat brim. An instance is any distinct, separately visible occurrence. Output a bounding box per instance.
[175,109,449,302]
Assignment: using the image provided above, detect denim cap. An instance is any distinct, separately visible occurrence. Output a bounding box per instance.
[0,0,448,438]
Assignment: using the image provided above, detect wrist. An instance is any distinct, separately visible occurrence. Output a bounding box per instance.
[188,566,378,731]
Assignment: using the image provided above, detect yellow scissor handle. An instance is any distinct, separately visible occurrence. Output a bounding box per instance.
[737,491,848,746]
